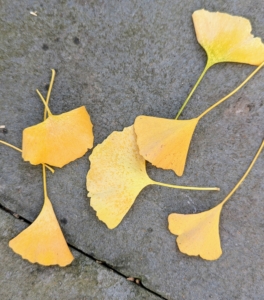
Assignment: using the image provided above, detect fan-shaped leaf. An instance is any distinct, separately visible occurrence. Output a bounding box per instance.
[168,204,223,260]
[134,116,199,176]
[193,9,264,65]
[176,10,264,119]
[9,196,74,266]
[22,106,94,167]
[87,126,153,229]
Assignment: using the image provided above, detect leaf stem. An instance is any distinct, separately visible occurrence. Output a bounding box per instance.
[152,180,220,191]
[198,61,264,120]
[42,164,48,200]
[0,140,22,152]
[44,164,55,174]
[36,89,53,117]
[44,69,56,120]
[38,70,56,174]
[221,140,264,206]
[175,59,212,120]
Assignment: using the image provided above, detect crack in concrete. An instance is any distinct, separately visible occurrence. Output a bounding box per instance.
[0,202,167,300]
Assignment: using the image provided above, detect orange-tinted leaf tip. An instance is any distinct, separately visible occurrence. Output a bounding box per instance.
[193,9,264,65]
[168,203,223,260]
[134,116,199,176]
[9,197,74,267]
[22,106,94,167]
[87,125,152,229]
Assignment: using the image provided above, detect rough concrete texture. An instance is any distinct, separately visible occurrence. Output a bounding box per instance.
[0,210,160,300]
[0,0,264,299]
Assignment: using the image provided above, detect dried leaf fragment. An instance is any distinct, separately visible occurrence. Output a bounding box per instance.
[9,196,74,266]
[193,9,264,65]
[30,11,38,17]
[134,116,199,176]
[127,277,135,282]
[22,106,93,167]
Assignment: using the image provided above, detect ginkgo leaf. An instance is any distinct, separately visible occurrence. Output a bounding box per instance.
[176,10,264,119]
[9,196,74,266]
[168,203,223,260]
[168,139,264,260]
[134,116,199,176]
[135,63,264,176]
[22,106,94,167]
[87,125,219,229]
[193,9,264,66]
[87,126,152,229]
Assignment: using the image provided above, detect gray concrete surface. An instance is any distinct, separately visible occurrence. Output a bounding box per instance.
[0,0,264,299]
[0,210,160,300]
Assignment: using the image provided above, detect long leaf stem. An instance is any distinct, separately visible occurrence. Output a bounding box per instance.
[152,180,220,191]
[175,59,212,120]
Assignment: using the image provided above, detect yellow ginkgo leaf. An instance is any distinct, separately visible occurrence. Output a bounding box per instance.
[1,70,94,169]
[176,10,264,119]
[22,105,94,167]
[168,203,223,260]
[87,126,152,229]
[87,125,219,229]
[134,116,199,176]
[168,139,264,260]
[193,9,264,66]
[135,63,264,176]
[9,195,74,266]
